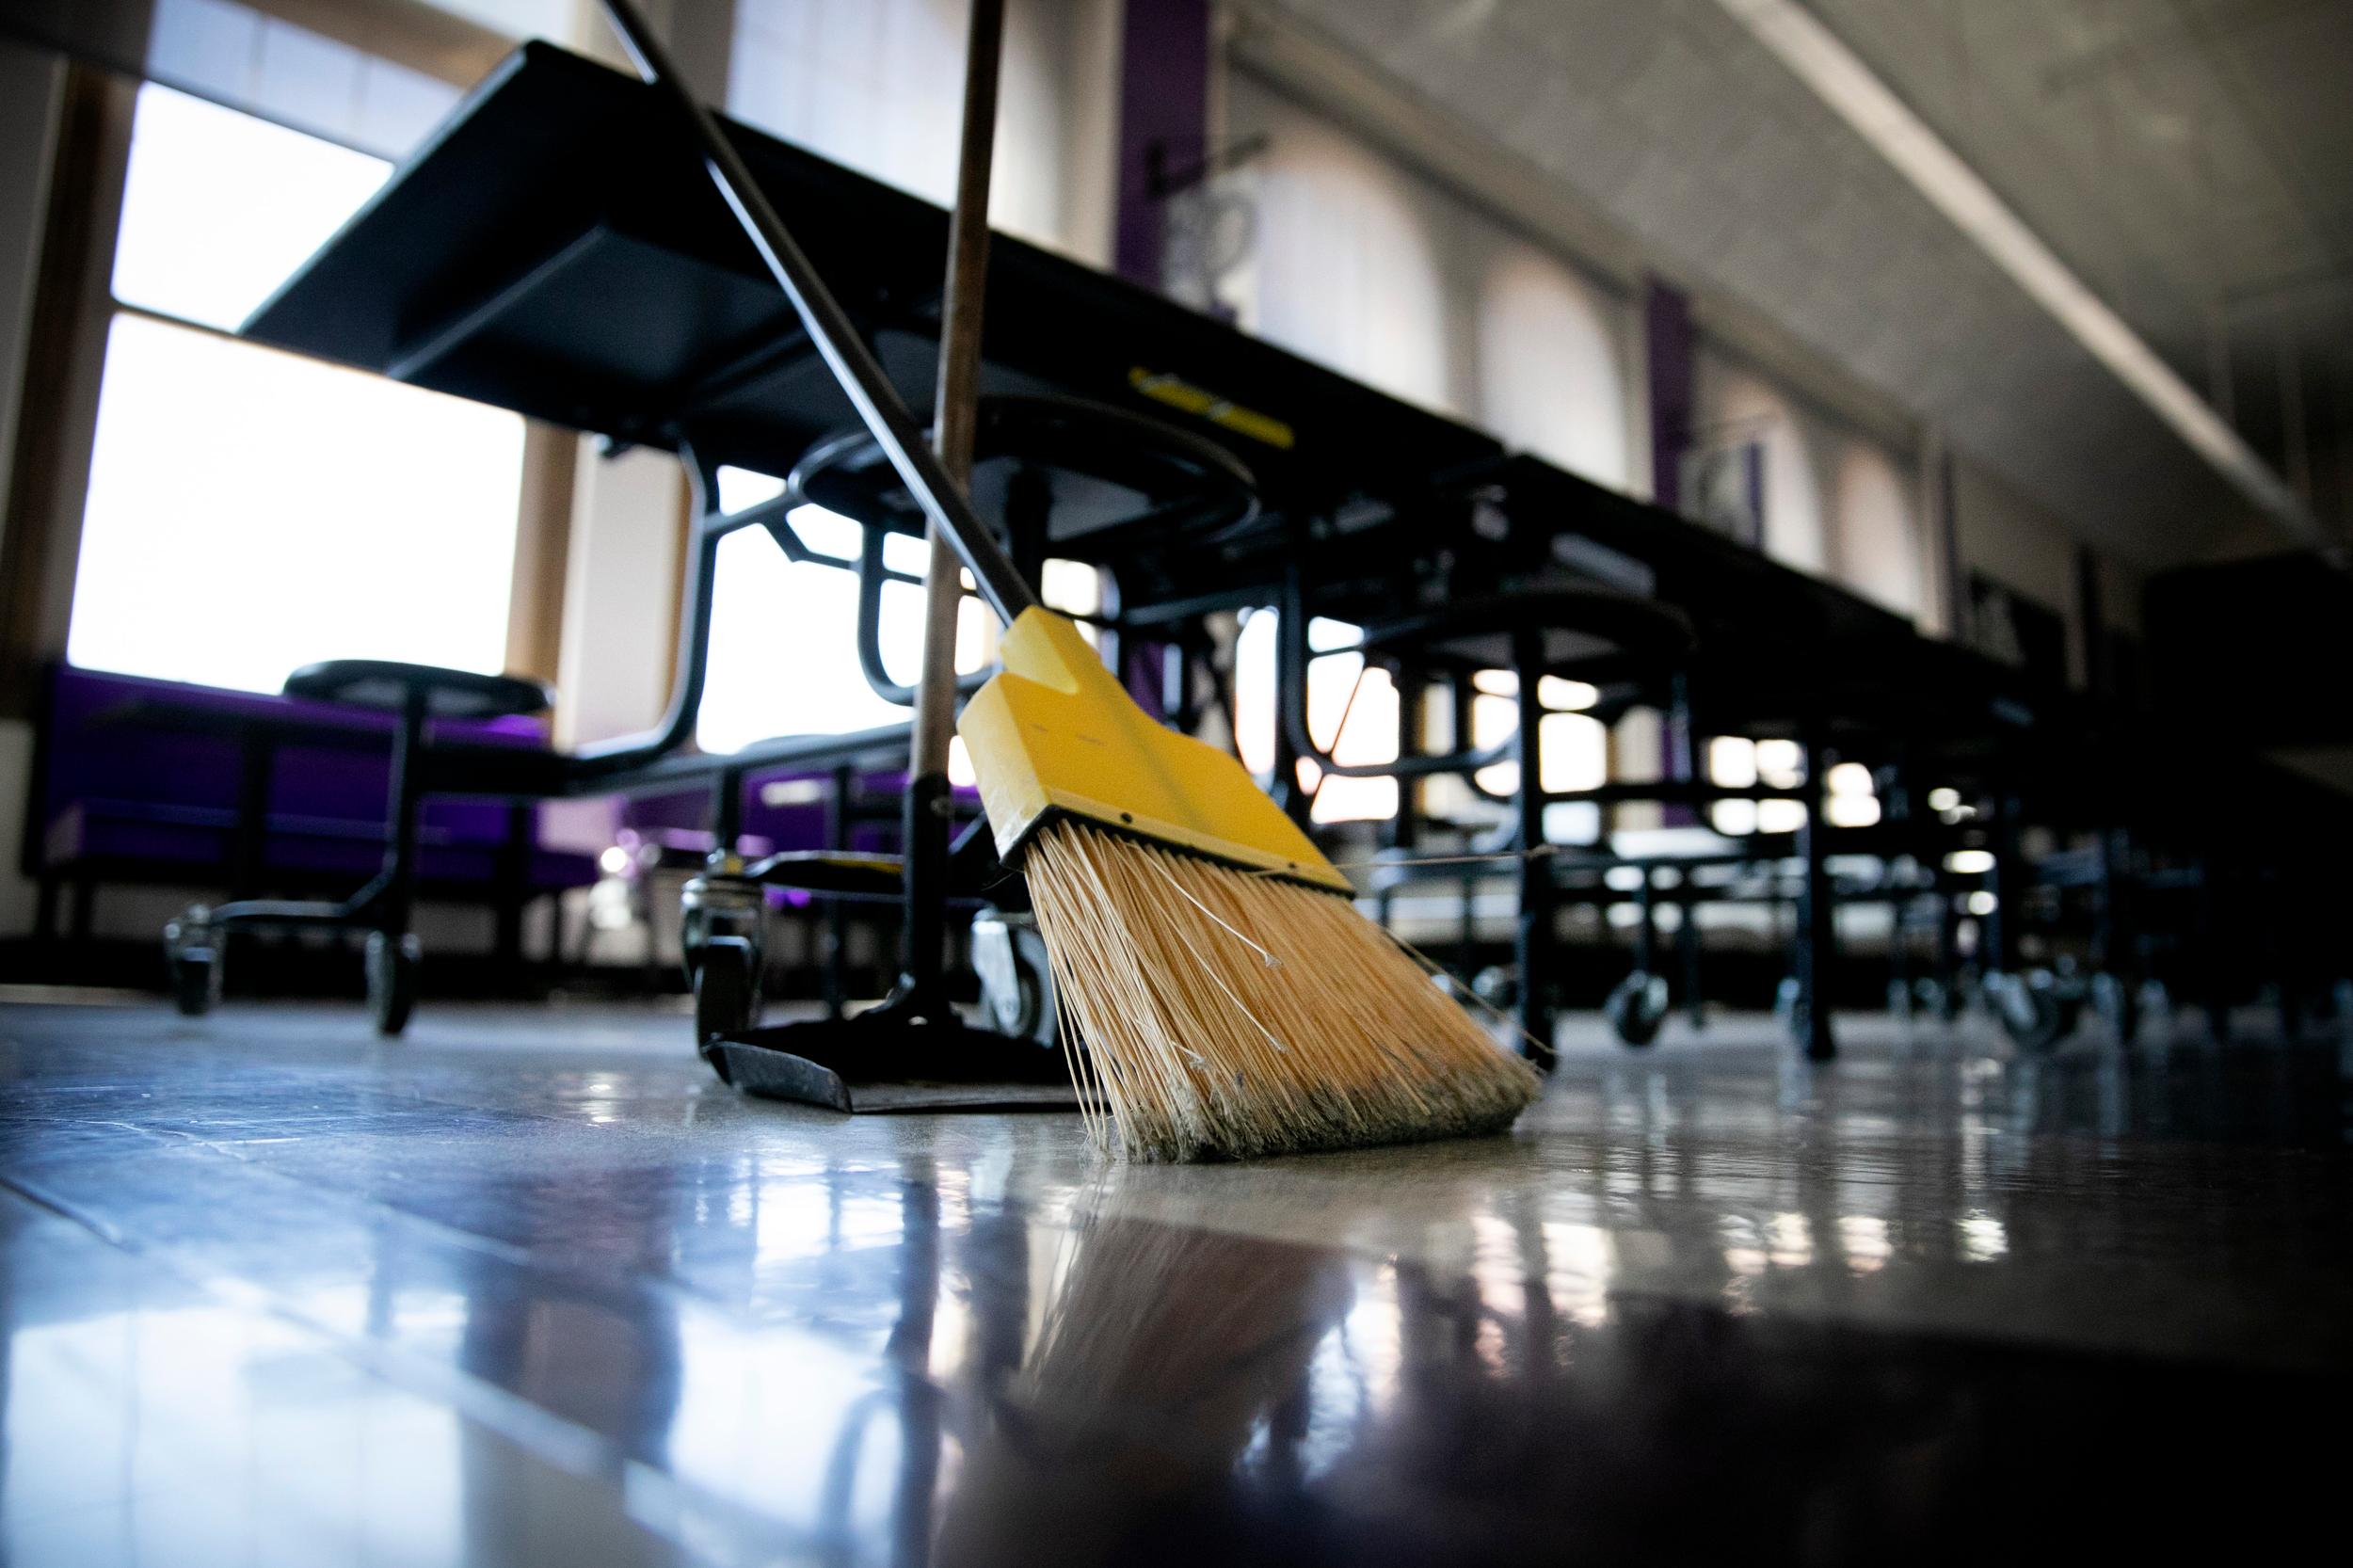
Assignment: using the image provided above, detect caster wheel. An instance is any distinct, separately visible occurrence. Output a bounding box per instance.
[163,910,222,1016]
[972,910,1058,1048]
[1603,971,1668,1048]
[1777,977,1833,1057]
[1993,970,2069,1053]
[366,932,421,1036]
[1773,974,1801,1020]
[693,935,761,1070]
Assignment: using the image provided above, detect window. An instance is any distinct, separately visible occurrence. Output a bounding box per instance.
[1231,611,1396,824]
[694,467,1099,760]
[66,84,526,694]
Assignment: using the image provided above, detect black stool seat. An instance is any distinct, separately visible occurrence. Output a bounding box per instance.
[790,392,1259,545]
[1360,588,1696,674]
[744,850,905,898]
[284,660,552,719]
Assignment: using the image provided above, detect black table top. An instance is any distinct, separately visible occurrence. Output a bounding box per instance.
[244,40,1500,522]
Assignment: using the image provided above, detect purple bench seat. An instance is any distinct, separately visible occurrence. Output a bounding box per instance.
[44,796,598,888]
[29,665,599,937]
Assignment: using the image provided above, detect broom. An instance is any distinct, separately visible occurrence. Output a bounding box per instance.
[600,0,1540,1161]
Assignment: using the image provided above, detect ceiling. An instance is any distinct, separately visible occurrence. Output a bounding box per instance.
[1810,0,2353,518]
[1242,0,2353,564]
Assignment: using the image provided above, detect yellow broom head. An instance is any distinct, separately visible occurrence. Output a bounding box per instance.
[959,609,1542,1161]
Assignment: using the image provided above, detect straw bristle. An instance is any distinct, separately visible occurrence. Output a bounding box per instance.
[1025,818,1543,1161]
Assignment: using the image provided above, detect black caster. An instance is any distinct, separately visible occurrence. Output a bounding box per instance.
[163,909,222,1016]
[972,909,1058,1048]
[681,864,765,1076]
[366,931,421,1036]
[1603,971,1668,1048]
[692,935,762,1070]
[1773,974,1801,1022]
[1993,969,2075,1053]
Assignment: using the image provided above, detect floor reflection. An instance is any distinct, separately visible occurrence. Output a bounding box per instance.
[934,1183,1351,1567]
[1,1002,2347,1565]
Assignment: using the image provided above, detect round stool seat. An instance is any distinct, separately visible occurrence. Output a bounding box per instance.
[1359,588,1696,675]
[789,392,1258,545]
[284,660,552,719]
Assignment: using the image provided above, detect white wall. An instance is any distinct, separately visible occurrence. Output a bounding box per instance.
[1225,71,1635,492]
[1697,346,1923,621]
[1950,455,2080,681]
[1831,437,1919,618]
[1695,351,1829,575]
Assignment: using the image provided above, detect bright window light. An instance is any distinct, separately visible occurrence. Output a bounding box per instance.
[1945,849,1995,875]
[1474,760,1519,798]
[1040,559,1102,648]
[1302,619,1394,823]
[1754,739,1805,788]
[1233,612,1397,822]
[716,465,787,514]
[1927,786,1961,812]
[695,506,988,755]
[1233,610,1278,775]
[1471,691,1516,750]
[1545,801,1601,843]
[1539,675,1599,711]
[1039,560,1102,617]
[1757,798,1807,834]
[1825,793,1881,827]
[1708,736,1758,789]
[1710,798,1759,836]
[1539,712,1606,792]
[1826,761,1875,796]
[1471,668,1515,696]
[113,84,390,332]
[69,315,523,691]
[1966,890,1999,916]
[69,86,521,694]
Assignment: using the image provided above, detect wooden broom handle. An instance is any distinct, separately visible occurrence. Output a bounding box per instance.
[913,0,1006,786]
[596,0,1039,627]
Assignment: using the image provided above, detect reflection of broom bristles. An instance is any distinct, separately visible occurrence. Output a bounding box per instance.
[1027,819,1543,1162]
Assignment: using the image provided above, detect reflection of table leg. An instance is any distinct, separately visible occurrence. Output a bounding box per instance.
[1679,889,1705,1029]
[1792,736,1837,1061]
[1515,629,1555,1068]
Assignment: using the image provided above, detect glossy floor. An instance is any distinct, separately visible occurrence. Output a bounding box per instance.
[2,997,2347,1566]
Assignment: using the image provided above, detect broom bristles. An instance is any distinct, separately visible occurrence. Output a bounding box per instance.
[1026,818,1543,1161]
